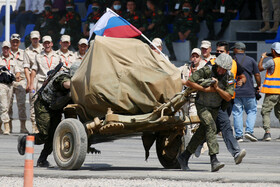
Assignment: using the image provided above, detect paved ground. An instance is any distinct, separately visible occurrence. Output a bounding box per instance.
[0,120,279,186]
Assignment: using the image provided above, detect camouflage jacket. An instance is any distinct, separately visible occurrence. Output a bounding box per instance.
[123,11,147,30]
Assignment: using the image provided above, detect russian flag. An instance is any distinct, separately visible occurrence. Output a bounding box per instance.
[89,8,142,39]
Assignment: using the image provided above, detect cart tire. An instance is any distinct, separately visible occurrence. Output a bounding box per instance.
[53,118,88,170]
[156,135,185,169]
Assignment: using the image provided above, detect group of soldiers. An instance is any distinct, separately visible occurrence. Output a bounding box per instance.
[0,31,89,137]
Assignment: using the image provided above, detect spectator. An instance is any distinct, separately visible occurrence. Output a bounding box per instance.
[51,0,67,17]
[74,38,89,63]
[150,38,168,60]
[58,0,82,50]
[23,31,43,133]
[260,0,280,32]
[200,40,216,62]
[83,1,102,38]
[33,0,60,49]
[232,42,261,142]
[111,0,123,16]
[258,42,280,141]
[191,0,211,22]
[56,35,75,68]
[145,0,167,40]
[123,0,147,33]
[205,0,239,40]
[0,41,20,135]
[165,1,199,61]
[9,34,29,134]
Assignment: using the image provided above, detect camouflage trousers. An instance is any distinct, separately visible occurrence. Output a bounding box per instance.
[28,77,39,123]
[34,95,63,159]
[0,83,13,123]
[9,80,27,121]
[186,103,219,155]
[261,94,280,133]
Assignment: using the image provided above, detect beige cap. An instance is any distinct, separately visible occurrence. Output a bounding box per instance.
[42,35,52,43]
[78,38,88,45]
[152,38,162,47]
[191,48,201,56]
[11,33,21,41]
[61,35,71,42]
[200,40,211,49]
[30,31,40,39]
[2,41,11,48]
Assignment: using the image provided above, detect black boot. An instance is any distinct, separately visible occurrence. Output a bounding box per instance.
[177,149,191,171]
[37,153,51,167]
[17,135,27,155]
[210,154,225,172]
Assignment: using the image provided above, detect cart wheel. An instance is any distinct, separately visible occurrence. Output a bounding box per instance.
[156,135,185,169]
[53,118,88,170]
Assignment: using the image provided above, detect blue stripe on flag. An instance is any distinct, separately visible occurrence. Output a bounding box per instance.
[263,85,280,88]
[265,78,280,81]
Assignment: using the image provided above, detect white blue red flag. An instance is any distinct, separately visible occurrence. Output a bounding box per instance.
[89,8,142,39]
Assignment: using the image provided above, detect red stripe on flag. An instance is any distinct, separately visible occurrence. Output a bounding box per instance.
[103,24,141,38]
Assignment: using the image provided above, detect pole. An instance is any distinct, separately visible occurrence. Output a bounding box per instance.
[5,0,10,42]
[24,135,34,187]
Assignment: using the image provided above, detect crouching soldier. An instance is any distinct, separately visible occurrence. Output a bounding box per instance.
[177,53,235,172]
[17,62,80,167]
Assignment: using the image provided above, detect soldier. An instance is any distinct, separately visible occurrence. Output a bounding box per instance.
[165,1,199,61]
[23,31,44,133]
[0,41,20,135]
[145,0,167,40]
[9,33,29,134]
[177,53,234,172]
[123,0,147,33]
[200,40,216,62]
[17,62,81,167]
[32,0,60,49]
[56,35,75,68]
[58,0,82,50]
[30,36,61,96]
[74,38,89,63]
[83,1,102,38]
[111,0,124,17]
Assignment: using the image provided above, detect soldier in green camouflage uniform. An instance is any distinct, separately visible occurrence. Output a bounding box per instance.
[191,0,210,22]
[83,1,102,38]
[58,1,82,50]
[177,53,234,172]
[145,0,167,40]
[17,62,81,167]
[165,1,199,60]
[123,0,147,33]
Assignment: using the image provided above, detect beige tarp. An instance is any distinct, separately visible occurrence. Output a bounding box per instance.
[70,36,182,119]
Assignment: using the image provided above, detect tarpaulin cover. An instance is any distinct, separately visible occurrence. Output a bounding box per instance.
[70,36,182,119]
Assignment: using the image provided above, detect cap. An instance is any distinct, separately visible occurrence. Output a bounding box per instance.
[191,48,201,56]
[11,33,21,41]
[2,41,11,48]
[42,35,52,43]
[61,35,71,42]
[152,38,162,47]
[66,0,74,6]
[78,38,88,45]
[271,42,280,54]
[215,53,232,70]
[231,42,246,50]
[30,31,40,39]
[44,0,52,5]
[200,40,211,49]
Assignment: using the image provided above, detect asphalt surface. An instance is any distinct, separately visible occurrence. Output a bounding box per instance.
[0,120,279,186]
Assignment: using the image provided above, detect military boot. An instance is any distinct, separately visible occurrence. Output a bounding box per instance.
[17,135,27,155]
[32,122,39,133]
[260,22,270,32]
[20,120,29,134]
[0,122,3,134]
[270,22,279,32]
[9,121,12,133]
[3,122,10,135]
[210,154,225,172]
[177,149,191,171]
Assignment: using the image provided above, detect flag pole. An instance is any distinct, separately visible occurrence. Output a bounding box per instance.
[107,8,170,62]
